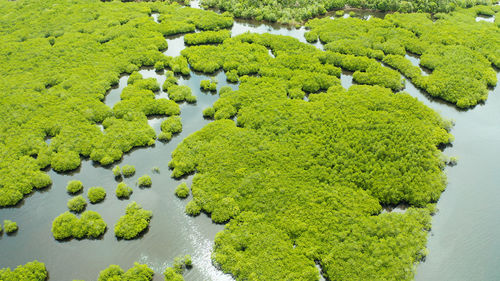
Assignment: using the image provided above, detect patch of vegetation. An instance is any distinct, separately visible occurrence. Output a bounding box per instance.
[88,187,106,204]
[0,0,233,207]
[175,182,190,198]
[67,195,87,213]
[98,262,154,281]
[66,180,83,194]
[184,30,231,45]
[164,255,192,281]
[201,0,491,23]
[169,30,454,279]
[122,165,136,177]
[200,79,218,91]
[305,7,498,107]
[116,182,133,199]
[138,175,152,187]
[114,202,152,239]
[0,261,47,281]
[112,166,121,177]
[4,220,18,234]
[52,211,107,240]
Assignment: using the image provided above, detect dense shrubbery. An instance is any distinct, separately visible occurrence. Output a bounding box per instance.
[98,262,154,281]
[0,261,47,281]
[3,220,18,234]
[66,180,84,194]
[112,166,121,177]
[122,165,136,177]
[0,0,232,207]
[306,7,498,107]
[201,0,491,23]
[88,187,106,204]
[116,182,133,199]
[158,116,183,141]
[175,182,190,198]
[138,175,152,187]
[164,255,191,281]
[200,79,217,91]
[184,30,231,45]
[67,195,87,213]
[114,202,152,239]
[168,31,454,280]
[52,211,107,240]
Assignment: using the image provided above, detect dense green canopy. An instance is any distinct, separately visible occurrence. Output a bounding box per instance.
[52,211,107,240]
[114,202,153,239]
[0,261,47,281]
[98,263,154,281]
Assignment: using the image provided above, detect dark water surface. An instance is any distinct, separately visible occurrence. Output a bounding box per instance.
[1,6,499,281]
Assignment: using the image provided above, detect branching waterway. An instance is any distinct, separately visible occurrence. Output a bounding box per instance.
[1,3,499,281]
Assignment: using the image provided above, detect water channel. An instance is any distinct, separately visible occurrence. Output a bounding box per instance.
[0,3,499,281]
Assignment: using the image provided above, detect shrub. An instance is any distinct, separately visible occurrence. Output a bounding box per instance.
[98,263,153,281]
[3,220,18,234]
[185,201,201,216]
[122,165,136,177]
[200,79,217,91]
[175,183,189,198]
[88,187,106,204]
[138,175,152,187]
[67,195,87,213]
[161,117,182,134]
[116,182,133,199]
[51,211,106,240]
[112,166,121,177]
[114,202,152,239]
[66,180,83,194]
[0,261,47,281]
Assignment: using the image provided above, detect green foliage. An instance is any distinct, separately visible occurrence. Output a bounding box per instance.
[67,195,87,213]
[122,165,136,177]
[0,261,47,281]
[112,166,121,177]
[138,175,152,187]
[67,180,84,194]
[167,85,197,103]
[116,182,133,199]
[200,79,217,91]
[201,0,489,23]
[185,200,202,216]
[163,255,191,281]
[3,220,18,234]
[306,8,498,107]
[114,202,152,239]
[184,30,231,45]
[51,211,106,240]
[98,263,154,281]
[175,182,190,198]
[0,0,231,207]
[87,187,106,204]
[158,116,182,141]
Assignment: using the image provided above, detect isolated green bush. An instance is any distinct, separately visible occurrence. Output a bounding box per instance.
[98,262,153,281]
[66,180,83,194]
[116,182,133,199]
[88,187,106,204]
[138,175,152,187]
[67,195,87,213]
[51,211,106,240]
[114,202,152,239]
[122,165,136,177]
[175,183,189,198]
[3,220,18,234]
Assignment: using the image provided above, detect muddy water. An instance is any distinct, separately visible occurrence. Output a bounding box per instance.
[1,6,499,281]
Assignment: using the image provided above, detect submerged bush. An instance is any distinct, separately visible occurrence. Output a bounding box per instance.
[116,182,133,199]
[122,165,136,177]
[175,183,189,198]
[51,211,106,240]
[3,220,18,234]
[114,202,152,239]
[88,187,106,204]
[66,180,83,194]
[67,195,87,213]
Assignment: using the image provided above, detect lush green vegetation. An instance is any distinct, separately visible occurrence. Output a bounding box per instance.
[3,220,18,234]
[116,182,133,199]
[158,116,183,141]
[114,202,152,239]
[200,79,218,91]
[201,0,492,23]
[305,6,499,107]
[97,263,154,281]
[112,166,121,177]
[0,261,47,281]
[0,0,233,207]
[122,165,136,177]
[66,180,84,194]
[88,187,107,204]
[138,175,152,187]
[163,255,192,281]
[52,211,107,240]
[67,195,87,213]
[175,182,190,198]
[169,30,456,280]
[184,30,231,45]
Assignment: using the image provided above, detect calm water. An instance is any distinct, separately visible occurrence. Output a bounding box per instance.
[1,6,499,281]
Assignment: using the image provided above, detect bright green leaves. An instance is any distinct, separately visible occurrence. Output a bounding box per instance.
[98,263,153,281]
[116,182,133,199]
[114,202,152,240]
[67,195,87,213]
[0,261,47,281]
[88,187,106,204]
[51,211,106,240]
